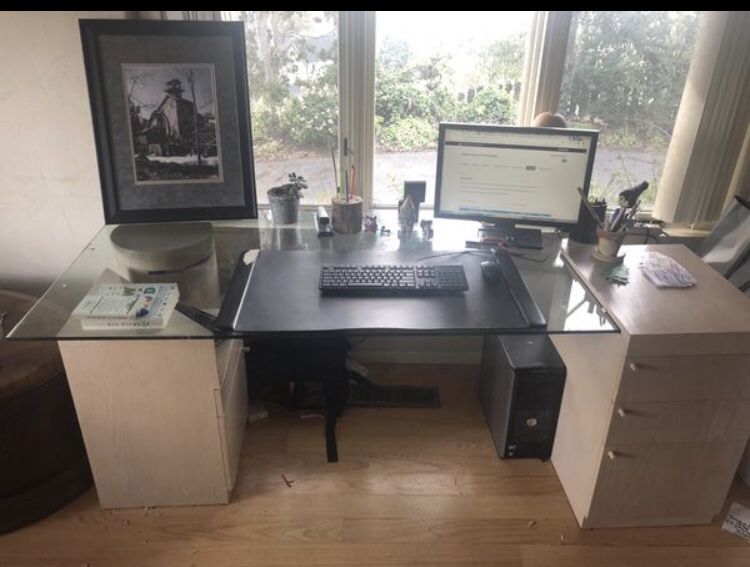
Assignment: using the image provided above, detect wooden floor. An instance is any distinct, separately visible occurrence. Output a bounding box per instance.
[1,364,749,566]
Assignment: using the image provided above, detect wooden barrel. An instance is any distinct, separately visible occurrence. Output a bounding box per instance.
[0,290,92,534]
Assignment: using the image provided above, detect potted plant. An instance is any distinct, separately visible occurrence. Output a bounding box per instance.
[267,172,307,225]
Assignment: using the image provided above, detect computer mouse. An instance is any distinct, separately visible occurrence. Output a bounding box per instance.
[481,260,504,282]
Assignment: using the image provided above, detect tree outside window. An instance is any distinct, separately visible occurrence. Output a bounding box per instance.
[223,11,339,205]
[373,11,532,206]
[559,11,701,208]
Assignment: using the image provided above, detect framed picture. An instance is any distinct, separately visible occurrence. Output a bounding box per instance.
[80,19,257,223]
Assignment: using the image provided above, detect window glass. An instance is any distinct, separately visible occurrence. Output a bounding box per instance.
[558,11,701,208]
[373,11,534,206]
[222,11,339,205]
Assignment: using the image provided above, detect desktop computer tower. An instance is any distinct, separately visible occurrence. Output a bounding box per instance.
[479,335,566,459]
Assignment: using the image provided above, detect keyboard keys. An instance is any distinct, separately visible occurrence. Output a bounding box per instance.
[320,264,467,294]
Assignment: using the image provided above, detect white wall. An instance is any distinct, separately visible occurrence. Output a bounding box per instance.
[0,11,128,295]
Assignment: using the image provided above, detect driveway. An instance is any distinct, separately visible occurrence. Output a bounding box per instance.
[255,147,665,207]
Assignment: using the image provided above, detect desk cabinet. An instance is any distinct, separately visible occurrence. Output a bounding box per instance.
[552,244,750,528]
[58,338,247,509]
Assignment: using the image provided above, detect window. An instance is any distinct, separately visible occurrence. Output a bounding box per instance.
[221,11,339,205]
[372,11,534,206]
[558,11,700,209]
[224,11,713,218]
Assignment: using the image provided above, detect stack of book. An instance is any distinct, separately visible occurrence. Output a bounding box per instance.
[72,283,179,330]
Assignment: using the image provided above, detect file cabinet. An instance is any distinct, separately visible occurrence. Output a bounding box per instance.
[552,244,750,528]
[58,338,247,509]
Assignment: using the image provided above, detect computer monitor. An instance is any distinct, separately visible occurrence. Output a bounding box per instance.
[434,123,598,245]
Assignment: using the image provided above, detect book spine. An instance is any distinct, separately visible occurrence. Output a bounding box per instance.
[81,291,180,330]
[81,319,165,330]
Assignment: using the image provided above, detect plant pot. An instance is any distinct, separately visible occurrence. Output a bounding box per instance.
[268,194,300,225]
[331,196,363,234]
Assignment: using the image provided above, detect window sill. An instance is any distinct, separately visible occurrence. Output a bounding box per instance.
[661,225,712,238]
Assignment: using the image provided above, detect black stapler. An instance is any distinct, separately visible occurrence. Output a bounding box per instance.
[315,206,333,237]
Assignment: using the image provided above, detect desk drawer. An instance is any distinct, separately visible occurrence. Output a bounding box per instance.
[617,354,750,403]
[214,340,248,490]
[215,339,243,390]
[606,400,750,445]
[585,441,746,528]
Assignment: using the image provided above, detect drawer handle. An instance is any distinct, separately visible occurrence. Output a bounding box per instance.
[616,408,628,418]
[607,450,617,461]
[241,346,251,353]
[628,362,641,372]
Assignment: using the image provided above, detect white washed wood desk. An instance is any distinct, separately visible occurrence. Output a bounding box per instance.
[8,214,619,509]
[552,243,750,528]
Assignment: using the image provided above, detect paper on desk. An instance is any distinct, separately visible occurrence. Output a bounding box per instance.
[722,502,750,541]
[639,251,696,288]
[604,264,630,285]
[243,249,260,265]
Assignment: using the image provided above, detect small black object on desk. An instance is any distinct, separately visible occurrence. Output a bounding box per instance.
[175,302,223,334]
[315,206,333,237]
[571,199,606,244]
[481,254,504,282]
[618,181,649,208]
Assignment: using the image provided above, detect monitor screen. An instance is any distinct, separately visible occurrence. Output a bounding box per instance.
[434,123,598,228]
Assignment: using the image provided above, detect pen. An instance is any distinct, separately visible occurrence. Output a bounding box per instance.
[331,142,339,194]
[341,164,346,201]
[610,207,624,232]
[624,202,641,225]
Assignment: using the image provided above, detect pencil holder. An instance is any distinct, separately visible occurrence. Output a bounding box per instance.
[331,196,363,234]
[593,229,627,262]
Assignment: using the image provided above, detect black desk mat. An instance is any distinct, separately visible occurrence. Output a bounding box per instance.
[226,249,532,335]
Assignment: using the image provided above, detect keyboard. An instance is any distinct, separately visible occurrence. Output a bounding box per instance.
[320,264,468,294]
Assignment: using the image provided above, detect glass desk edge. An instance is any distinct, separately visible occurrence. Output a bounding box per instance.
[7,215,620,341]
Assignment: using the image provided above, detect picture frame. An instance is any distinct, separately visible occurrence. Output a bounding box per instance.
[80,19,257,224]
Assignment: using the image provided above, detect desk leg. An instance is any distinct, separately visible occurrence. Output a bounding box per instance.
[325,413,339,463]
[246,336,349,463]
[320,338,348,463]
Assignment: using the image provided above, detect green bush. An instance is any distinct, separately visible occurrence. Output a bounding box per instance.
[376,71,432,125]
[278,82,338,149]
[249,80,292,148]
[250,97,280,146]
[559,11,700,137]
[428,88,459,123]
[457,86,515,125]
[253,138,283,159]
[376,116,436,151]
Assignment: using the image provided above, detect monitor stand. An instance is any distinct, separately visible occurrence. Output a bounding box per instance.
[477,221,544,250]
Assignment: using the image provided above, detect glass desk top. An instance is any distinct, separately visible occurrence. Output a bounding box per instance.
[8,210,617,340]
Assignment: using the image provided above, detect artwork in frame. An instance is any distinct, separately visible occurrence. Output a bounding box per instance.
[122,63,223,184]
[80,20,257,223]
